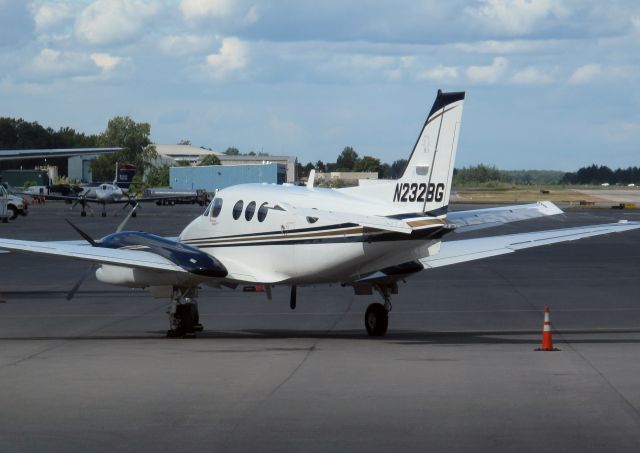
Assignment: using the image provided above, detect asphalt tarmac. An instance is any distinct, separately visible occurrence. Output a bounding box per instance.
[1,201,640,452]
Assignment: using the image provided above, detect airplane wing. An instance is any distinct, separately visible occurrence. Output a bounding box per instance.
[0,238,188,273]
[447,201,563,233]
[421,220,640,268]
[354,221,640,285]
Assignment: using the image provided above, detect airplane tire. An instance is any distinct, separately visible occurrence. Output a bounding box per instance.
[81,211,87,217]
[132,212,137,218]
[365,303,388,337]
[101,212,107,217]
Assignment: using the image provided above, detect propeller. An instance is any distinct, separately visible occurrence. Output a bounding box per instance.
[116,203,139,233]
[64,202,141,300]
[66,264,96,301]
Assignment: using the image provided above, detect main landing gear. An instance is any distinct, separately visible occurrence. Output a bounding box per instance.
[365,284,394,337]
[166,288,203,338]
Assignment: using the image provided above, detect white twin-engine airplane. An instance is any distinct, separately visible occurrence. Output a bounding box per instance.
[1,90,639,337]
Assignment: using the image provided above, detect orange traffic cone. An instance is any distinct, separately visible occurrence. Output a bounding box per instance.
[536,306,559,351]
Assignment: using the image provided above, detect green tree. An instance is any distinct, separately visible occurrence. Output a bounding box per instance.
[353,155,380,173]
[199,154,221,166]
[224,147,240,155]
[145,164,170,187]
[315,160,326,172]
[92,116,157,182]
[390,159,408,178]
[177,139,191,145]
[336,146,358,171]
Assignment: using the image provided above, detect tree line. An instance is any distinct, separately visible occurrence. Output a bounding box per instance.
[560,164,640,185]
[2,117,635,186]
[0,116,157,182]
[297,146,408,180]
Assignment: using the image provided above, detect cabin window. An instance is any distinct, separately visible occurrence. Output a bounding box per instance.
[257,202,269,222]
[211,198,223,217]
[245,201,256,221]
[232,200,244,220]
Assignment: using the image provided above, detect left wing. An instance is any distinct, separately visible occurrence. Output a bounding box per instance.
[421,220,640,268]
[355,221,640,285]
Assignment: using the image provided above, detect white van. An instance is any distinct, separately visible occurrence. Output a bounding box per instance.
[0,185,8,223]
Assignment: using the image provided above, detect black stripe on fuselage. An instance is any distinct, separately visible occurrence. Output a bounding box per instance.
[184,222,359,244]
[191,225,450,248]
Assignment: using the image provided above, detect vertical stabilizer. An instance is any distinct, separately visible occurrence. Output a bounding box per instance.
[339,90,465,216]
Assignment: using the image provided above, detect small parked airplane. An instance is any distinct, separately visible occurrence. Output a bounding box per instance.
[0,90,638,337]
[45,166,183,217]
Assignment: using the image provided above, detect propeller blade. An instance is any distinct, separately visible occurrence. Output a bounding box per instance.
[116,203,139,233]
[65,219,98,246]
[66,265,95,301]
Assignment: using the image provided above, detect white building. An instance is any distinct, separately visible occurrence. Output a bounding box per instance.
[154,144,223,166]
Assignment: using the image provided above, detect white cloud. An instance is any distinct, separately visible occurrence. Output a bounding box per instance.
[180,0,232,20]
[418,65,458,81]
[511,67,553,84]
[32,2,76,32]
[159,34,215,57]
[466,57,508,84]
[568,64,636,85]
[75,0,158,46]
[28,48,95,78]
[205,37,249,78]
[90,53,123,72]
[465,0,569,35]
[454,39,562,54]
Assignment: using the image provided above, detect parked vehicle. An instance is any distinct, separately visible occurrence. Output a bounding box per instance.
[0,185,8,223]
[1,183,29,220]
[143,188,210,206]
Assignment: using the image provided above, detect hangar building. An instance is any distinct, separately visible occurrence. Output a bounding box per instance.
[170,164,286,192]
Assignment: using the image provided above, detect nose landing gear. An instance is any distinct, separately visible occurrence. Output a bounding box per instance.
[167,288,203,338]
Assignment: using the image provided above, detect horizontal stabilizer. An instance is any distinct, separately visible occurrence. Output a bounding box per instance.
[448,201,563,233]
[278,203,413,234]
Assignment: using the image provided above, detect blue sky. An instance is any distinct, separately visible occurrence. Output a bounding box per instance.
[1,0,639,170]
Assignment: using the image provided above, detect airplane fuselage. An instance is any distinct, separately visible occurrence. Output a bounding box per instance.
[178,183,445,285]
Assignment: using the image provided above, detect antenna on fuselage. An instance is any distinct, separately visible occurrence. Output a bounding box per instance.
[306,170,315,189]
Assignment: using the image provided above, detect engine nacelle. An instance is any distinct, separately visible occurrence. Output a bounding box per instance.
[95,265,202,288]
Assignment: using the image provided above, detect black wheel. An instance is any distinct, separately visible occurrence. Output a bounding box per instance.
[81,211,87,217]
[132,212,137,218]
[8,206,18,220]
[101,212,107,217]
[365,303,389,337]
[175,303,196,334]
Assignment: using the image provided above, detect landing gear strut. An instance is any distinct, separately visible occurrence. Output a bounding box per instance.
[365,284,394,337]
[167,288,203,338]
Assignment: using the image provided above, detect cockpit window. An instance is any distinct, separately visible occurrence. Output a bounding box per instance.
[211,198,223,217]
[203,199,213,216]
[232,200,244,220]
[257,202,269,222]
[245,201,256,221]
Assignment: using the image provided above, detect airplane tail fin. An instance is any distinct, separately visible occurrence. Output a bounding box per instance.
[341,89,465,216]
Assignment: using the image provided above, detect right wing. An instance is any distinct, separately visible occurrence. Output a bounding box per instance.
[447,201,563,233]
[421,220,640,268]
[0,238,187,273]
